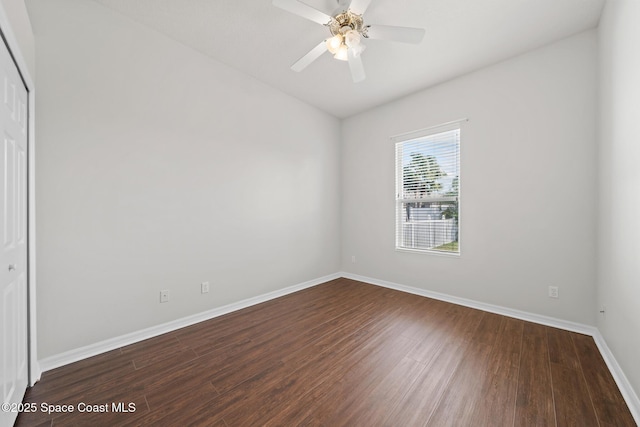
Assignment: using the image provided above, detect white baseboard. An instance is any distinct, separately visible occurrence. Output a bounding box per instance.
[592,330,640,423]
[340,271,640,425]
[340,272,596,335]
[38,272,341,373]
[29,361,42,387]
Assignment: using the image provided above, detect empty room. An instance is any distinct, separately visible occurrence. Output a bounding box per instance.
[1,0,639,425]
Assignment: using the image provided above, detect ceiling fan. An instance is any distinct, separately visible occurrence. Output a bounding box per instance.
[273,0,425,83]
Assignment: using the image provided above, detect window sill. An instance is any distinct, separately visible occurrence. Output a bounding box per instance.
[395,247,461,258]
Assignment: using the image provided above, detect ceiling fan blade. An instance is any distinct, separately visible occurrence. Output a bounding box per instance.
[291,41,328,72]
[347,49,366,83]
[366,25,425,44]
[272,0,332,25]
[348,0,372,15]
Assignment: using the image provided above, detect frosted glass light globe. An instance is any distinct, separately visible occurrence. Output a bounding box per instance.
[344,30,361,48]
[334,44,349,61]
[326,35,343,54]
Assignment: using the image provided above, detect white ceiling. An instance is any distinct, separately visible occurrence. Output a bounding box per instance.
[92,0,604,118]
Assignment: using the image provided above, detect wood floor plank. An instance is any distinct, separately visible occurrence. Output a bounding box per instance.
[15,279,634,427]
[547,327,599,427]
[26,349,134,399]
[338,356,427,426]
[143,359,219,410]
[176,298,320,353]
[47,393,149,427]
[120,334,198,370]
[219,302,417,425]
[425,313,506,426]
[407,303,477,365]
[208,301,378,393]
[382,305,486,426]
[13,416,51,427]
[23,340,199,423]
[399,298,456,342]
[572,333,636,426]
[514,322,556,426]
[157,301,394,425]
[471,317,523,426]
[273,307,423,426]
[129,391,226,427]
[300,336,420,427]
[182,280,379,358]
[295,290,432,425]
[18,351,141,426]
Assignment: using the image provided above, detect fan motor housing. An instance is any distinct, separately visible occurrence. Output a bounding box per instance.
[328,10,365,36]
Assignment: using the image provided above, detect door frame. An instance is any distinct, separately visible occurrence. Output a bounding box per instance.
[0,3,39,386]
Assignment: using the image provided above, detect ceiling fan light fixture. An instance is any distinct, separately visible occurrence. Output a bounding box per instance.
[326,34,343,54]
[334,44,349,61]
[273,0,426,82]
[344,29,361,47]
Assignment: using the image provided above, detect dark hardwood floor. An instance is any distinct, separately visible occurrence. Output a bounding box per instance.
[15,278,636,426]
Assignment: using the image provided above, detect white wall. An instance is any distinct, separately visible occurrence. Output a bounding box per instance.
[341,31,598,325]
[0,0,34,77]
[598,0,640,400]
[27,0,341,359]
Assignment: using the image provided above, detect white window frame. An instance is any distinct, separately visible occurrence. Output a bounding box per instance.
[393,119,464,256]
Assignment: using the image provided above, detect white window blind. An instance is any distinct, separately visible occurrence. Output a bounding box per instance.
[395,123,461,254]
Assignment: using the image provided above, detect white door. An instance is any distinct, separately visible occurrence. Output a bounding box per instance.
[0,36,28,427]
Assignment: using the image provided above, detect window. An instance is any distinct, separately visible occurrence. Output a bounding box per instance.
[395,122,461,254]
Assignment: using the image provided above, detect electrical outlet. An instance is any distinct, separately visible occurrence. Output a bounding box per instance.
[599,305,606,318]
[201,281,210,294]
[160,290,170,303]
[351,255,356,263]
[548,286,559,299]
